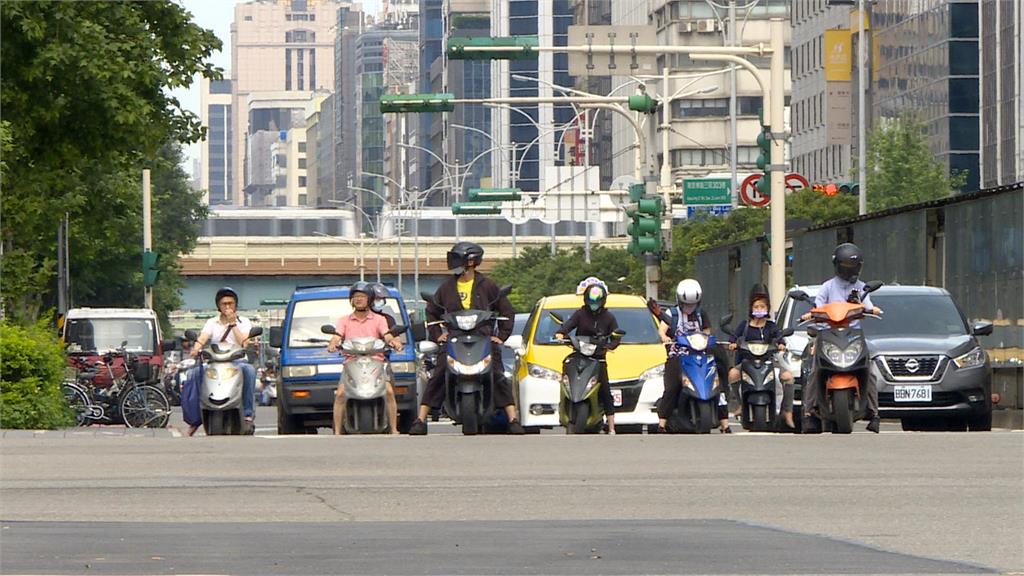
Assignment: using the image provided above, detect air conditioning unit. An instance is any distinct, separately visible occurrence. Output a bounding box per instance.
[680,21,695,33]
[696,19,719,33]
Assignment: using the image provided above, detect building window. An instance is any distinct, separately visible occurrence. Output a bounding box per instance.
[297,49,305,90]
[244,15,253,21]
[298,158,307,169]
[298,142,307,153]
[285,48,292,90]
[291,0,307,11]
[298,176,307,187]
[309,49,316,89]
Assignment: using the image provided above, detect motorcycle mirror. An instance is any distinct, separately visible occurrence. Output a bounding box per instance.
[719,313,734,333]
[498,284,513,299]
[611,330,626,338]
[269,326,283,348]
[864,280,884,293]
[390,324,407,336]
[548,311,564,325]
[806,326,819,338]
[160,340,177,352]
[321,324,339,335]
[419,291,435,306]
[780,327,795,338]
[659,312,672,326]
[248,326,263,338]
[183,329,199,342]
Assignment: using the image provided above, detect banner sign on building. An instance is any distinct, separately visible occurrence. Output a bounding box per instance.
[824,29,852,82]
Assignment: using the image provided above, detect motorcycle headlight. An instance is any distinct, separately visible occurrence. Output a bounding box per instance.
[578,341,598,356]
[821,341,863,369]
[585,377,599,393]
[688,334,709,351]
[282,365,317,378]
[953,347,985,369]
[639,364,665,383]
[205,368,218,379]
[528,363,561,381]
[449,355,491,375]
[222,365,239,379]
[455,314,479,330]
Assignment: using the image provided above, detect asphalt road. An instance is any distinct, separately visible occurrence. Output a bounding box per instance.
[1,428,1021,575]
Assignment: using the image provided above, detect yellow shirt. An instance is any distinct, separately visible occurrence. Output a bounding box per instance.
[457,278,474,310]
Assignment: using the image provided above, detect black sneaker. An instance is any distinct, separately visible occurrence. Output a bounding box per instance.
[408,419,428,436]
[507,419,525,435]
[866,417,880,433]
[802,415,822,434]
[720,426,733,434]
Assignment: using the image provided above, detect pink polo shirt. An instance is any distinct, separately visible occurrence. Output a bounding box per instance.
[335,312,390,360]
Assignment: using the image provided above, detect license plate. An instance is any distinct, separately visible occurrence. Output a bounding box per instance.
[611,389,623,407]
[894,385,932,402]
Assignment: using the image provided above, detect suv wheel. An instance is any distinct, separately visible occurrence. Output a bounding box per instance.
[277,408,305,435]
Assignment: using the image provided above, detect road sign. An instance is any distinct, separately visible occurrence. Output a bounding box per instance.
[683,178,732,205]
[785,173,810,192]
[566,26,658,76]
[687,205,733,219]
[739,174,770,207]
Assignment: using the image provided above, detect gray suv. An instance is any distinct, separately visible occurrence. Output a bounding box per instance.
[776,285,993,432]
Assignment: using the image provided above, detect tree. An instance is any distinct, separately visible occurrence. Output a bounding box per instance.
[863,115,968,211]
[1,1,220,324]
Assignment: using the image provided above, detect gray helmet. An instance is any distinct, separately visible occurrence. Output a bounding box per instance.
[215,287,238,306]
[369,283,389,311]
[349,281,374,304]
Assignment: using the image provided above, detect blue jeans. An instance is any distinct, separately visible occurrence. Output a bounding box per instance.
[234,360,256,418]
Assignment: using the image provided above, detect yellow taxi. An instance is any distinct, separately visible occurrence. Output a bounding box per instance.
[510,293,668,433]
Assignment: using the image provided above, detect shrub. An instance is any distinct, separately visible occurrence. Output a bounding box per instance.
[0,320,73,429]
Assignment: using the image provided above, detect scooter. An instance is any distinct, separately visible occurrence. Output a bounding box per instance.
[320,323,406,434]
[720,315,795,431]
[184,326,262,436]
[549,313,625,434]
[417,286,513,436]
[789,281,882,434]
[659,312,724,434]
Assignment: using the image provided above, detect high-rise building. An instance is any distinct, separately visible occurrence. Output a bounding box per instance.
[980,0,1020,187]
[230,0,345,205]
[307,92,336,207]
[244,92,324,207]
[200,78,233,205]
[333,5,364,208]
[569,0,614,191]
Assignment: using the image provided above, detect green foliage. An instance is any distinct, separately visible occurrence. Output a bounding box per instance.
[785,187,859,224]
[660,207,769,291]
[1,1,220,324]
[0,321,74,429]
[863,115,968,211]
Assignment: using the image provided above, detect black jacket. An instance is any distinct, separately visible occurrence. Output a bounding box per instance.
[426,272,514,342]
[558,307,620,359]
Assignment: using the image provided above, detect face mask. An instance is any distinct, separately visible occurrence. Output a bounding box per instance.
[372,301,385,312]
[751,310,769,319]
[682,303,697,314]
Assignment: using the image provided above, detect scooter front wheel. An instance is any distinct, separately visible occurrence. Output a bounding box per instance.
[205,410,225,435]
[460,393,479,436]
[696,402,714,434]
[571,402,590,435]
[831,388,854,434]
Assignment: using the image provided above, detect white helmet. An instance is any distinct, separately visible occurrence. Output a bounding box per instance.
[675,279,702,305]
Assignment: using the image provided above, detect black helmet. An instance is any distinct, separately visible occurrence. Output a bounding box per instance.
[349,281,373,303]
[369,283,389,311]
[832,242,863,282]
[748,283,771,311]
[446,241,484,274]
[583,282,609,313]
[215,287,238,306]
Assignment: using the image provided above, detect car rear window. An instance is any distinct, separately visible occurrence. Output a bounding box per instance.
[65,318,157,354]
[533,308,661,345]
[287,297,407,348]
[861,294,968,337]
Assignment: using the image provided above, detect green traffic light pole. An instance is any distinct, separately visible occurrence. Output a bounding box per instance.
[447,23,788,305]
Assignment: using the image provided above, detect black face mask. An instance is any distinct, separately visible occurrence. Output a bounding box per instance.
[447,252,467,275]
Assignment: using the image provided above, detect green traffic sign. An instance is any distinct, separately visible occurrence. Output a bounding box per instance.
[683,178,732,205]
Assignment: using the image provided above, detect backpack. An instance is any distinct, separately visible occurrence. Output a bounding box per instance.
[180,359,203,427]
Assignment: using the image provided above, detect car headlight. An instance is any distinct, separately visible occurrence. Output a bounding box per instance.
[821,341,863,369]
[953,347,986,369]
[282,365,317,378]
[528,363,561,381]
[639,364,664,383]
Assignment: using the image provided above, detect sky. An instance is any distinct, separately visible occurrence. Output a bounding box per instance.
[171,0,384,175]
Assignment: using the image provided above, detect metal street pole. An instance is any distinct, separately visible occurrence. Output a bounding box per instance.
[769,18,786,311]
[729,0,739,205]
[142,169,153,309]
[858,0,868,215]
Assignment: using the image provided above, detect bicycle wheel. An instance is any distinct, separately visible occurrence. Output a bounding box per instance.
[119,385,171,428]
[62,382,90,427]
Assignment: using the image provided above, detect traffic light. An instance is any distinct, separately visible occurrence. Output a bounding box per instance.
[142,250,160,287]
[626,195,664,257]
[627,93,658,113]
[755,122,772,196]
[380,93,455,114]
[466,188,522,202]
[451,202,501,216]
[838,181,859,195]
[447,37,539,60]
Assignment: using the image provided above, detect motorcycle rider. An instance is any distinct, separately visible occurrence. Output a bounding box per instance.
[554,277,621,434]
[408,241,524,435]
[799,242,884,433]
[369,283,397,330]
[190,287,257,435]
[327,281,403,435]
[727,284,795,429]
[656,279,731,433]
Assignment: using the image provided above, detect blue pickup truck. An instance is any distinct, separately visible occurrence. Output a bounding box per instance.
[268,285,419,434]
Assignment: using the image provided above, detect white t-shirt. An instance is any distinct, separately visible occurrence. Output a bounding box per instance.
[200,315,253,348]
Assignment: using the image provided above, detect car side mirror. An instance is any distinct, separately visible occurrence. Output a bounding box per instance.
[417,341,439,355]
[788,290,809,303]
[971,321,993,336]
[503,335,524,354]
[321,324,338,335]
[864,280,883,293]
[184,329,199,342]
[390,324,407,337]
[805,326,819,338]
[160,340,177,353]
[780,328,795,339]
[269,326,283,348]
[248,326,263,338]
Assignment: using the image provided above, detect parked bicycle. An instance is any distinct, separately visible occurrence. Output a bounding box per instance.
[62,344,171,428]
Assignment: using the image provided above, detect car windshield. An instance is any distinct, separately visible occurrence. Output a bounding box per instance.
[533,308,660,345]
[65,318,156,354]
[287,297,407,348]
[783,298,815,331]
[861,294,968,338]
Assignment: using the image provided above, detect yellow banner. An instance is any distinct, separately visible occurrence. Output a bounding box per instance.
[825,29,852,82]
